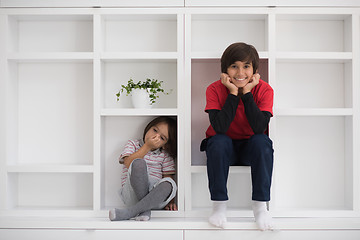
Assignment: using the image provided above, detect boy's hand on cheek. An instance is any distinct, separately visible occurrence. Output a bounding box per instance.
[242,73,260,94]
[221,73,238,96]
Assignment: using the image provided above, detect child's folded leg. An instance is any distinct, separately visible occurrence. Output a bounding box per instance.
[109,181,172,221]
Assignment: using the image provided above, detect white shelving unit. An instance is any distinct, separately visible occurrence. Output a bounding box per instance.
[1,5,360,237]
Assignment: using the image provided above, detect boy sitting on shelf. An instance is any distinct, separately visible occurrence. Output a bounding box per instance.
[201,42,274,230]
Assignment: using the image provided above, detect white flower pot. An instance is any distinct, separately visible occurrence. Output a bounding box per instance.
[131,88,152,109]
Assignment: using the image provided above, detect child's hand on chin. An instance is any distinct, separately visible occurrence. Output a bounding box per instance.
[145,135,162,150]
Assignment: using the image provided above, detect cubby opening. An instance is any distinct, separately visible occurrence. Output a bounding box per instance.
[101,59,177,109]
[191,14,268,53]
[6,61,93,166]
[7,173,93,210]
[100,116,179,212]
[276,60,352,109]
[191,59,269,166]
[191,171,252,210]
[274,116,353,211]
[102,14,177,52]
[7,15,93,53]
[276,14,352,52]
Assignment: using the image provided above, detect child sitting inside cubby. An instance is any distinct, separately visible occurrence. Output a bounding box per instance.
[109,116,177,221]
[200,42,274,230]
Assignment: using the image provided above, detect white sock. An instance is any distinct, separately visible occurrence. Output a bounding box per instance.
[252,201,273,231]
[135,210,151,221]
[209,201,227,228]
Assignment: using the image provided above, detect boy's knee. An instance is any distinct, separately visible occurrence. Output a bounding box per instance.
[250,134,271,144]
[249,134,273,153]
[208,134,232,150]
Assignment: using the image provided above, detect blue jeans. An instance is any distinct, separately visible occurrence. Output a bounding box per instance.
[205,134,274,202]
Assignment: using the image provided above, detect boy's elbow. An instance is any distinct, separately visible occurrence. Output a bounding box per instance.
[252,124,268,134]
[214,129,227,135]
[211,123,229,135]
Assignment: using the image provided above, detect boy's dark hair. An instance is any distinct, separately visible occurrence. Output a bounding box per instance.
[143,116,177,159]
[221,42,259,74]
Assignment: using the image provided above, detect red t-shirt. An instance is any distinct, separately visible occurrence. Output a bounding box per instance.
[205,79,273,139]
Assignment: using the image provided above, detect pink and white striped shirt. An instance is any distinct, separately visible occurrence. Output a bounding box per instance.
[119,139,176,186]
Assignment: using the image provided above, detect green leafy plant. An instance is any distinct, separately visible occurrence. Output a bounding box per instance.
[116,78,170,105]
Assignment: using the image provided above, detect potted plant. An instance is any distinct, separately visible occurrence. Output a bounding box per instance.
[116,78,170,108]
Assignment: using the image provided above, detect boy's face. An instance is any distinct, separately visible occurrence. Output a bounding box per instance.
[226,61,254,88]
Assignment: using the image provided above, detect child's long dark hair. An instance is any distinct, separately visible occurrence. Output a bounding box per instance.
[143,116,177,159]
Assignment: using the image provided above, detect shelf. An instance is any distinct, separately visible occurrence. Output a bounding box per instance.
[191,166,250,174]
[0,0,184,7]
[186,208,254,219]
[0,0,96,7]
[272,209,357,218]
[185,1,360,7]
[7,52,94,61]
[1,216,360,230]
[101,108,178,116]
[101,0,184,7]
[7,53,180,62]
[276,52,353,61]
[191,51,269,59]
[6,165,94,173]
[274,108,353,116]
[101,52,179,60]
